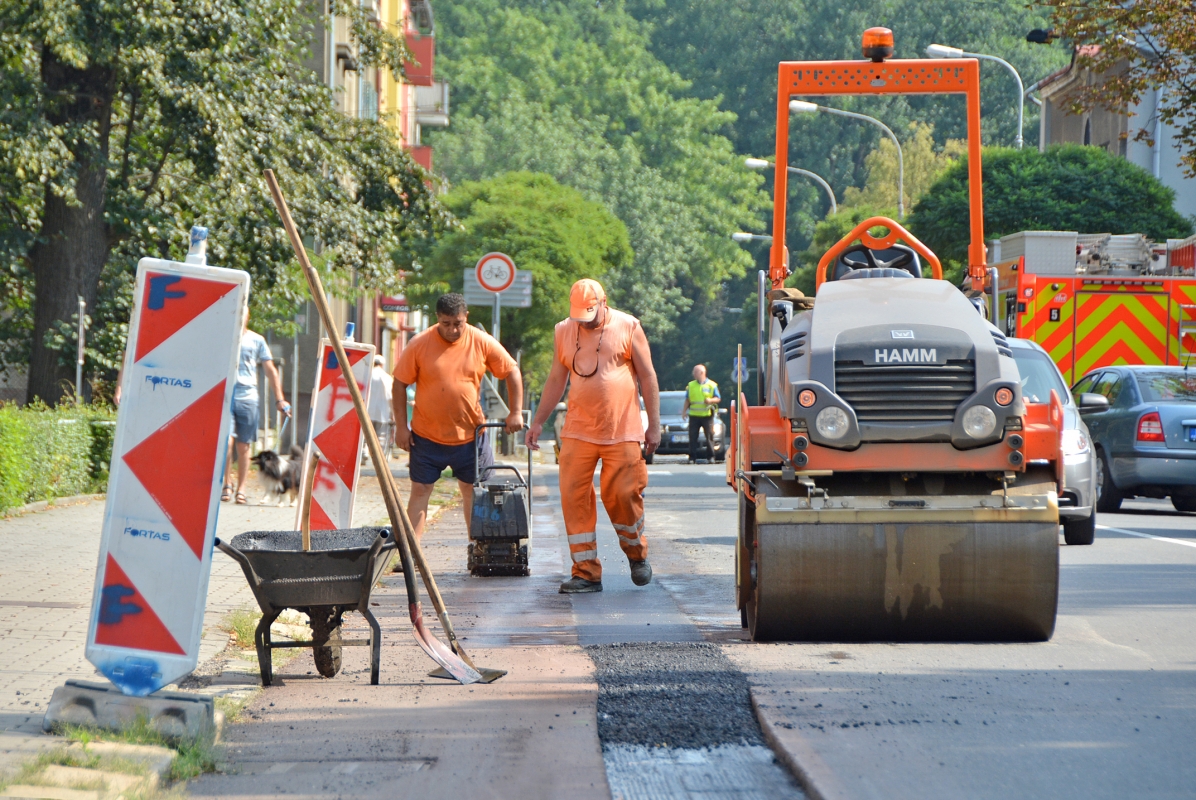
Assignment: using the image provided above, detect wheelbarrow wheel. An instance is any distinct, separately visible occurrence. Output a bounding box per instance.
[309,609,343,678]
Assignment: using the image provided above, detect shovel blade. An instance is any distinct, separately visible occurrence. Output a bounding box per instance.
[409,603,482,685]
[428,666,507,684]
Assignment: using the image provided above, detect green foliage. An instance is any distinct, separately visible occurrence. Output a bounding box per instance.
[0,402,116,513]
[909,145,1194,268]
[426,0,767,341]
[0,0,448,399]
[415,172,633,384]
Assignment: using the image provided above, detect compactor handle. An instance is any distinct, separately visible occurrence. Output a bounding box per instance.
[815,216,943,291]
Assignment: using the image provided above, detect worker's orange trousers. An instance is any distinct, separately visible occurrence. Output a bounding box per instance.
[558,438,648,582]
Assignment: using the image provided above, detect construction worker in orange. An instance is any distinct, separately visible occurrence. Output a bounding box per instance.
[393,293,524,542]
[526,279,661,593]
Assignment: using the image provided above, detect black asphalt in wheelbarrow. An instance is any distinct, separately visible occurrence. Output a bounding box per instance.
[215,527,395,686]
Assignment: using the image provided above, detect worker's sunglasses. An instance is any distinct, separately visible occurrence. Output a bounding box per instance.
[571,313,607,378]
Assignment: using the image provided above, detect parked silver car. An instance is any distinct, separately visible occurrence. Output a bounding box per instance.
[1071,365,1196,513]
[653,390,726,463]
[1009,338,1098,544]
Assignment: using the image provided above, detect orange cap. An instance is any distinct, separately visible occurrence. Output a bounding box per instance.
[569,279,606,322]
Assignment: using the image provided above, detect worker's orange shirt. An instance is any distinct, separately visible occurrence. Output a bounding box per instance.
[555,307,645,445]
[394,325,517,446]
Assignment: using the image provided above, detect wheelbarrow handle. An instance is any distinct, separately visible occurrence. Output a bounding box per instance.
[214,538,264,590]
[359,529,392,611]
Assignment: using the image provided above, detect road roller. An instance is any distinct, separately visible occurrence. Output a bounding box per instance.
[728,28,1064,642]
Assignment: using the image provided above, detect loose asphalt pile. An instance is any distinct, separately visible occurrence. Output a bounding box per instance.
[230,527,390,551]
[585,642,765,749]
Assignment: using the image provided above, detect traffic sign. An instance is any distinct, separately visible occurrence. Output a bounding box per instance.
[475,252,516,293]
[295,339,374,532]
[732,357,749,383]
[86,258,249,696]
[462,269,533,308]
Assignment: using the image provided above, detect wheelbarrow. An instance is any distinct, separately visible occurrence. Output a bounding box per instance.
[214,527,395,686]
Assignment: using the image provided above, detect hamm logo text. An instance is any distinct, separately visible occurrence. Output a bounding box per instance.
[875,348,938,363]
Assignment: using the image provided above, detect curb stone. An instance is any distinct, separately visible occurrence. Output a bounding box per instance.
[750,688,850,800]
[2,495,105,519]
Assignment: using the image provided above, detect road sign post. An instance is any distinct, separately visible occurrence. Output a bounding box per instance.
[85,256,249,696]
[295,339,374,531]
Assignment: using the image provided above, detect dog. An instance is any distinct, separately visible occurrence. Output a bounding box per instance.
[253,445,305,507]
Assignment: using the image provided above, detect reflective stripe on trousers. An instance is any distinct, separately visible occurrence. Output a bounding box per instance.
[558,438,649,581]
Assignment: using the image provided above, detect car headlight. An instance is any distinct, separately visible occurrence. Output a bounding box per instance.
[815,407,850,440]
[1062,429,1090,456]
[962,406,997,439]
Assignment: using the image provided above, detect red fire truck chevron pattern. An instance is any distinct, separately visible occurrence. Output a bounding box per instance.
[85,260,248,697]
[1074,291,1170,378]
[296,341,373,532]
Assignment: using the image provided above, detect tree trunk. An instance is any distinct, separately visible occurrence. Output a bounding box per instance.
[26,51,115,405]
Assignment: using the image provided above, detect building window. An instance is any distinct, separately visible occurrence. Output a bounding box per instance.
[361,83,378,121]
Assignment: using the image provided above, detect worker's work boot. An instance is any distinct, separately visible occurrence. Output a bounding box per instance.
[630,560,653,586]
[560,576,603,594]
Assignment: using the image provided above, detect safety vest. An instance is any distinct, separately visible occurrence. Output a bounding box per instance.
[686,379,718,417]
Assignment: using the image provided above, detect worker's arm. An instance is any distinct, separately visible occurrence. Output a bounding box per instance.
[263,360,292,417]
[527,359,569,451]
[392,380,412,451]
[708,386,721,408]
[630,325,661,455]
[503,367,524,433]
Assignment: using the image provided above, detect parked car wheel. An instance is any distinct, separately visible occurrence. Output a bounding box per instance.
[1062,512,1096,546]
[1172,493,1196,513]
[1095,449,1123,513]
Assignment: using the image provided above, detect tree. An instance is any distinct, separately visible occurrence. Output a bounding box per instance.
[1044,0,1196,176]
[0,0,447,404]
[415,172,633,385]
[842,123,966,213]
[426,0,767,341]
[908,144,1193,269]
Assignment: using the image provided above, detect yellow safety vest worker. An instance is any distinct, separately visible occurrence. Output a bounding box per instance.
[686,379,719,417]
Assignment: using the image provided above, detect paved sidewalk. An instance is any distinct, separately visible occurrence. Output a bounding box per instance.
[0,462,402,735]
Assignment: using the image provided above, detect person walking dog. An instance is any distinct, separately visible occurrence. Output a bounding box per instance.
[223,311,291,504]
[527,279,661,593]
[393,293,523,542]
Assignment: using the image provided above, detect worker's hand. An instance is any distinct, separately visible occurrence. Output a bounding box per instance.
[504,410,523,434]
[526,422,543,451]
[275,399,292,418]
[395,424,413,452]
[644,425,661,455]
[113,385,122,408]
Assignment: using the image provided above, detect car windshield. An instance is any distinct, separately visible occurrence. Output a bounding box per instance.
[1135,371,1196,402]
[660,394,686,416]
[1011,348,1068,404]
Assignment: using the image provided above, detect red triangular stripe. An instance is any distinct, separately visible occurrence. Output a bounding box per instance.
[135,273,238,362]
[314,410,361,492]
[318,346,369,392]
[123,381,226,559]
[308,498,337,532]
[94,555,185,654]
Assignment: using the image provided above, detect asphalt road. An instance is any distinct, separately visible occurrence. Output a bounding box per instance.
[613,458,1196,800]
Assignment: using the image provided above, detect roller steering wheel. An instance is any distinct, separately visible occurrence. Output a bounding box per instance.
[834,243,922,280]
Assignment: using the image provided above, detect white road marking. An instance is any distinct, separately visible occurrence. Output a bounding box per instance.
[1097,524,1196,549]
[703,470,725,476]
[648,470,674,475]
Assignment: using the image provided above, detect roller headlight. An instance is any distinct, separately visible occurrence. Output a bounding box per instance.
[962,406,997,439]
[815,407,850,440]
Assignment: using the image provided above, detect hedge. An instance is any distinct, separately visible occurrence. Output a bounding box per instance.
[0,402,117,515]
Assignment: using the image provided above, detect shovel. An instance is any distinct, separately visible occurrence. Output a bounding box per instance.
[264,169,493,685]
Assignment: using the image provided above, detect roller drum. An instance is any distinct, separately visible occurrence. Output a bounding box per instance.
[750,519,1059,642]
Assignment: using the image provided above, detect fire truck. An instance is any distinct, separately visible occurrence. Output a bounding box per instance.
[989,231,1196,385]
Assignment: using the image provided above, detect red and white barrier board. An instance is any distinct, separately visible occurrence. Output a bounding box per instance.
[296,340,374,531]
[86,259,248,696]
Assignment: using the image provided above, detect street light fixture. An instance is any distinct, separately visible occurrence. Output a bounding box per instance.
[744,158,838,215]
[789,100,904,218]
[731,232,773,243]
[926,44,1025,149]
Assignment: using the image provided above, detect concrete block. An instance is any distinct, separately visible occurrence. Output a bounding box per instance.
[42,681,214,742]
[0,786,100,800]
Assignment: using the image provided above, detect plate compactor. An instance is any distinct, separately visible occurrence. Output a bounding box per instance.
[468,422,532,576]
[729,28,1064,643]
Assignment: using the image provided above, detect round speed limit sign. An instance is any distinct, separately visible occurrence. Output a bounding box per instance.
[475,252,516,293]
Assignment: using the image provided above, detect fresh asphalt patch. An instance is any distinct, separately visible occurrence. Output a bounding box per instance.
[585,642,804,799]
[587,642,762,749]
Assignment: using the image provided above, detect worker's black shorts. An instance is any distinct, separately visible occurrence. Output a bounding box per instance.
[409,431,493,485]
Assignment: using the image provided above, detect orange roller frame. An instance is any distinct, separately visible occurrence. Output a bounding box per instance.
[815,216,943,290]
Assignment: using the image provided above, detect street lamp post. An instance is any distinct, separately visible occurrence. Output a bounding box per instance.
[731,232,773,243]
[790,100,904,218]
[926,44,1025,149]
[744,158,838,215]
